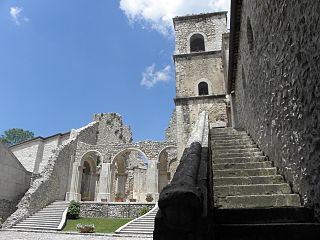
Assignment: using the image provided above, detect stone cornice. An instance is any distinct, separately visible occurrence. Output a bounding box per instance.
[173,50,221,60]
[174,94,226,104]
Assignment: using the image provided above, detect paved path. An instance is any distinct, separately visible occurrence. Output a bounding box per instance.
[0,230,152,240]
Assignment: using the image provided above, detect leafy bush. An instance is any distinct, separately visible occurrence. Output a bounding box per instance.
[139,206,150,216]
[68,200,81,219]
[145,193,153,201]
[115,192,122,199]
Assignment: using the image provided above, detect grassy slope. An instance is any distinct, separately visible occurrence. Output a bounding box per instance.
[63,218,133,233]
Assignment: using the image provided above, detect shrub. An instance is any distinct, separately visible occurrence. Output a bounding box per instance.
[115,192,122,199]
[68,200,81,219]
[145,193,153,201]
[139,206,150,216]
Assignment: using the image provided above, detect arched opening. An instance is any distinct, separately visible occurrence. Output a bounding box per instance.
[111,149,148,202]
[198,82,209,95]
[157,146,177,193]
[79,151,99,201]
[190,34,205,52]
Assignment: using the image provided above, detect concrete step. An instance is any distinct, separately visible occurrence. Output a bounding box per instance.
[214,184,291,197]
[214,156,267,164]
[211,133,249,138]
[213,162,272,170]
[213,175,284,186]
[216,194,301,208]
[214,168,277,178]
[214,222,320,240]
[214,207,315,224]
[214,152,263,158]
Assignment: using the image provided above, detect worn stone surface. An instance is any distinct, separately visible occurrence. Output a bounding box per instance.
[232,0,320,218]
[174,12,227,54]
[80,202,155,219]
[2,121,98,228]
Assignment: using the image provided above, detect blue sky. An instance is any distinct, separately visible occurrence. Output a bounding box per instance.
[0,0,229,142]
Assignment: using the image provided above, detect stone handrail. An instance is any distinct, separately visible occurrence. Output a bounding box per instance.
[154,111,213,240]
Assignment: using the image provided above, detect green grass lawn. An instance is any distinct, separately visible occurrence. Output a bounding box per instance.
[63,218,133,233]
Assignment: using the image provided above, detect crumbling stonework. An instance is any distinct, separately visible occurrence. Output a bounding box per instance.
[165,110,177,143]
[230,0,320,218]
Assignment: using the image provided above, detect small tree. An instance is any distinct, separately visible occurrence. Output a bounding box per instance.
[67,200,81,219]
[0,128,34,146]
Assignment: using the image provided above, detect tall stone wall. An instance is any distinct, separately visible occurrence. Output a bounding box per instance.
[232,0,320,217]
[175,96,226,159]
[2,121,98,228]
[165,110,177,143]
[174,12,227,54]
[0,142,31,220]
[175,52,225,97]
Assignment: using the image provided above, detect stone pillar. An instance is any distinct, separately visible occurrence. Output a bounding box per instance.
[65,162,82,201]
[116,173,127,198]
[96,163,112,201]
[145,159,158,201]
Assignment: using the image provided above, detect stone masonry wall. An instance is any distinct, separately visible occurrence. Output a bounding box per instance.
[233,0,320,218]
[80,202,155,219]
[174,12,227,54]
[2,121,98,228]
[175,52,225,97]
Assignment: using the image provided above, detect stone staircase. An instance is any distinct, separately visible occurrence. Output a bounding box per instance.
[115,204,157,235]
[12,201,68,231]
[211,127,300,208]
[211,127,320,239]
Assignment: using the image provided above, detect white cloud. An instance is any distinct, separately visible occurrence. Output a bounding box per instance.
[141,64,172,88]
[10,7,29,25]
[119,0,230,36]
[10,7,23,25]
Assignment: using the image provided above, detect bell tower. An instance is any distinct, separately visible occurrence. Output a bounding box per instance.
[173,12,228,158]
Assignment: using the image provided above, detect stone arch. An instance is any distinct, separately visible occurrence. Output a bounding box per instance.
[78,151,100,201]
[157,145,177,193]
[110,148,149,201]
[194,78,213,96]
[188,32,207,53]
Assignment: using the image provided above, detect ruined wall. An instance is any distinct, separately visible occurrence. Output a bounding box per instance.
[175,52,225,97]
[94,113,132,145]
[233,0,320,217]
[0,142,31,220]
[165,110,177,143]
[3,121,98,228]
[174,12,227,54]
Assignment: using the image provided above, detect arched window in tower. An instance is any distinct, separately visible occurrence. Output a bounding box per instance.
[190,34,205,52]
[198,82,209,95]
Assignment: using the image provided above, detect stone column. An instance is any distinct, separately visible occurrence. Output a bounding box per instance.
[65,162,82,201]
[96,163,112,201]
[116,173,127,198]
[145,159,158,201]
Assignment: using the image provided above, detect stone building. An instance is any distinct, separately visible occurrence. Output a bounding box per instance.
[227,0,320,218]
[173,12,229,158]
[1,112,177,226]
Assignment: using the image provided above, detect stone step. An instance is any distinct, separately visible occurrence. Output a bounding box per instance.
[216,194,301,208]
[212,136,251,142]
[214,222,320,240]
[211,133,249,138]
[213,162,272,170]
[214,156,267,164]
[214,184,291,198]
[213,141,255,147]
[214,148,260,154]
[214,207,315,224]
[213,144,258,150]
[214,168,277,178]
[12,226,59,230]
[214,152,263,158]
[213,175,284,186]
